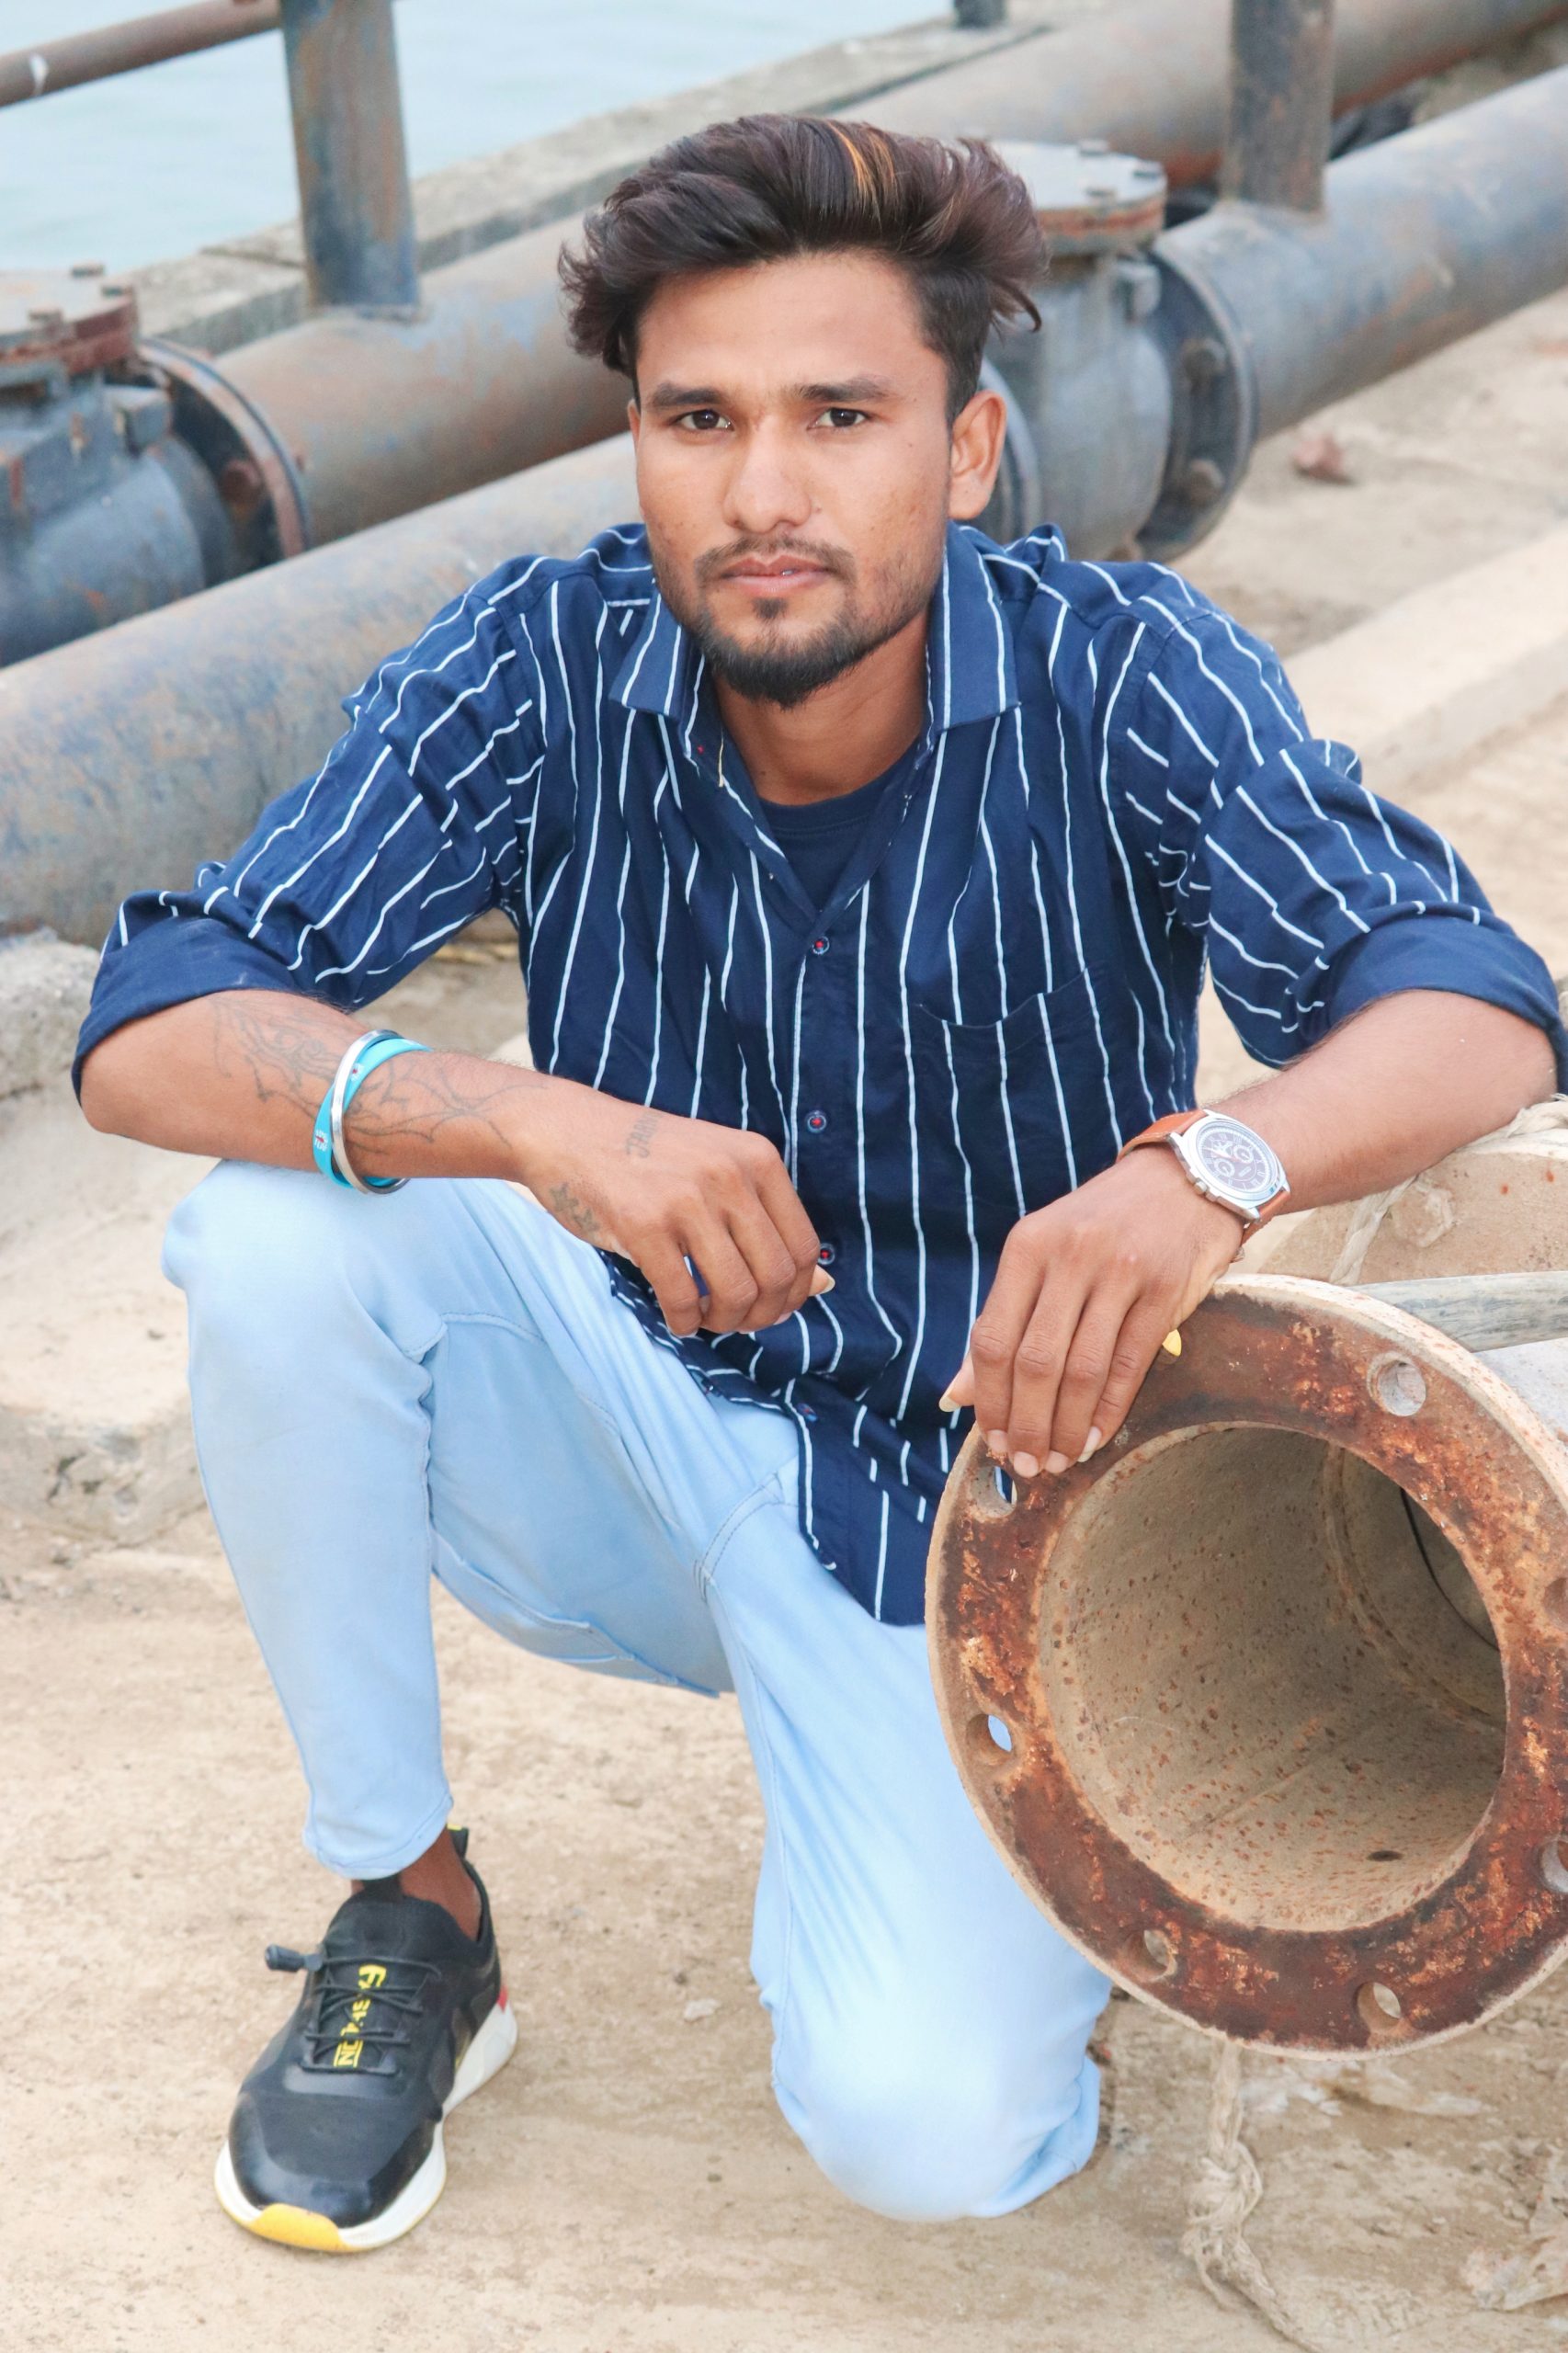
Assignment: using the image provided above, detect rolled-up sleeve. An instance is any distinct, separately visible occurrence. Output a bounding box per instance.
[1111,600,1568,1085]
[74,568,545,1092]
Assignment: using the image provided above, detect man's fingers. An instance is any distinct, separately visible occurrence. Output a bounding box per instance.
[727,1187,819,1326]
[749,1152,822,1288]
[969,1232,1058,1458]
[678,1223,762,1333]
[1006,1283,1124,1475]
[1078,1298,1179,1454]
[636,1236,707,1336]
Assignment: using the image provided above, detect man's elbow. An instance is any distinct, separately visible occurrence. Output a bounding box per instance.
[77,1031,142,1137]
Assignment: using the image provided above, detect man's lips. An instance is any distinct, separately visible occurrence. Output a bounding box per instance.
[719,559,832,596]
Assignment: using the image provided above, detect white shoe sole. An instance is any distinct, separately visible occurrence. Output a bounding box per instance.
[213,1987,518,2252]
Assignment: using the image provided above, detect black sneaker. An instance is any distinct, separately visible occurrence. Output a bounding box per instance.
[213,1837,517,2251]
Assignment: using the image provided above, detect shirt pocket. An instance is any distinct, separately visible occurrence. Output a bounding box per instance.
[909,965,1113,1217]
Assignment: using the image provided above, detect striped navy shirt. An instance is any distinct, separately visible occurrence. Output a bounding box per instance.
[78,521,1567,1624]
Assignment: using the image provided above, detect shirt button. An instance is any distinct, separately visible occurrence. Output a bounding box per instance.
[810,935,830,956]
[805,1108,828,1134]
[799,1405,819,1424]
[817,1243,835,1266]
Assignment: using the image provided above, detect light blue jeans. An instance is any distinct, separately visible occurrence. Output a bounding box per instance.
[165,1163,1108,2222]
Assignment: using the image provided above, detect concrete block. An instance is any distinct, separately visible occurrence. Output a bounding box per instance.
[1285,517,1568,801]
[0,937,100,1100]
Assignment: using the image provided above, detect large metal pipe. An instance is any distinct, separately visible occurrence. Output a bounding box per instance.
[6,39,1568,937]
[278,0,418,315]
[0,437,635,946]
[929,1264,1568,2051]
[149,0,1568,566]
[1176,60,1568,442]
[210,220,630,549]
[868,0,1568,176]
[1221,0,1337,211]
[0,1,277,110]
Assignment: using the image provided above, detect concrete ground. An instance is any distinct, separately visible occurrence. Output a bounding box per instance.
[7,248,1568,2353]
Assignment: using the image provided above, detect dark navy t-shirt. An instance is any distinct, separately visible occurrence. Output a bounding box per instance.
[758,755,912,911]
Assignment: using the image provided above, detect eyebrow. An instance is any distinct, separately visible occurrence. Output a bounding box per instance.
[642,374,898,415]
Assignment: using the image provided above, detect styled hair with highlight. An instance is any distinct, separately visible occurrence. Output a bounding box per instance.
[560,114,1043,420]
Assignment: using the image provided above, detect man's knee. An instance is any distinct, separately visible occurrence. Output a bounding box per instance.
[776,2032,1096,2223]
[165,1160,354,1324]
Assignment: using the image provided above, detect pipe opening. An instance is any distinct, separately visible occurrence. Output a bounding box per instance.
[1041,1426,1506,1934]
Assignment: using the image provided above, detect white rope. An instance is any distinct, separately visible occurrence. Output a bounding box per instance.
[1181,2041,1338,2353]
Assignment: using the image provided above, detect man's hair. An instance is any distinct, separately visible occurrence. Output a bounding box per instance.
[560,114,1043,421]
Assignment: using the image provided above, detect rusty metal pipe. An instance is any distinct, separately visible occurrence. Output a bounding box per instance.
[278,0,417,315]
[153,0,1568,564]
[1221,0,1336,212]
[1174,61,1568,442]
[929,1267,1568,2050]
[210,218,629,549]
[868,0,1568,182]
[0,437,636,947]
[0,1,277,109]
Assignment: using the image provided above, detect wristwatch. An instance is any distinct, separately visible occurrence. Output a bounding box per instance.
[1119,1108,1290,1232]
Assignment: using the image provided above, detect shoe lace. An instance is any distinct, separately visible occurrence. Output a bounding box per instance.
[266,1942,441,2073]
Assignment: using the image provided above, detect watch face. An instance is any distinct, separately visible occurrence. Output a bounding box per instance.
[1188,1115,1281,1205]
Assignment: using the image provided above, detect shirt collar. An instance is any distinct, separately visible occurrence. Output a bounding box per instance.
[609,522,1020,735]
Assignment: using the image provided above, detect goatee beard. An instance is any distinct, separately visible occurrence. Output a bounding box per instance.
[687,608,905,710]
[653,538,940,710]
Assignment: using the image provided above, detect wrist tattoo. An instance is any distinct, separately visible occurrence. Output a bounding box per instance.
[623,1110,660,1160]
[542,1181,605,1243]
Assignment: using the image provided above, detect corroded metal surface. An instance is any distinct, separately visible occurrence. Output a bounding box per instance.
[1221,0,1336,214]
[928,1273,1568,2050]
[869,0,1568,181]
[0,3,276,112]
[0,271,138,380]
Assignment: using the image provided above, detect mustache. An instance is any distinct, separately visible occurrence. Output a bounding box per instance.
[693,536,855,587]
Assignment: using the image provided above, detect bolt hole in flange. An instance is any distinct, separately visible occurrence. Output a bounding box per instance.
[1541,1837,1568,1896]
[1543,1577,1568,1632]
[991,1462,1016,1509]
[1368,1353,1427,1416]
[1357,1980,1404,2039]
[1119,1926,1177,1984]
[967,1711,1017,1768]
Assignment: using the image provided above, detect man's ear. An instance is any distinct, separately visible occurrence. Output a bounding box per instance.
[947,383,1008,521]
[627,395,642,451]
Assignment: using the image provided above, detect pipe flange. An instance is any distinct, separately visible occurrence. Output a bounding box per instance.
[0,267,138,386]
[995,141,1168,258]
[138,335,312,567]
[928,1273,1568,2052]
[1138,240,1257,560]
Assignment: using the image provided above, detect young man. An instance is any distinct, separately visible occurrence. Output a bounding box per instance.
[79,116,1562,2250]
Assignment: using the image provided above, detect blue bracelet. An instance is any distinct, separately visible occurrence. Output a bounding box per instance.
[312,1029,429,1192]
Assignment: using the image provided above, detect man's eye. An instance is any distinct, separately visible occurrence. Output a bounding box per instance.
[677,409,728,432]
[819,408,868,429]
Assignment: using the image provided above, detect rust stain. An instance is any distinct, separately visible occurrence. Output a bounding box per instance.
[927,1274,1568,2051]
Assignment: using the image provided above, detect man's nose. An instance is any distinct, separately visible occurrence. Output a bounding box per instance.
[721,424,813,538]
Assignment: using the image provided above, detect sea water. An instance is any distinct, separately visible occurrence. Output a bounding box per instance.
[0,0,926,272]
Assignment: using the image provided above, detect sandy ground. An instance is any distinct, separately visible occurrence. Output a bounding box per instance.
[8,158,1568,2353]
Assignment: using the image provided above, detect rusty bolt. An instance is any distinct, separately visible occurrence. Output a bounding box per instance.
[217,456,267,517]
[1181,457,1226,506]
[1182,335,1228,387]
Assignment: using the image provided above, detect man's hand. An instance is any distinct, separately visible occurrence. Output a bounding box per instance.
[512,1081,825,1337]
[942,1151,1241,1476]
[940,989,1558,1478]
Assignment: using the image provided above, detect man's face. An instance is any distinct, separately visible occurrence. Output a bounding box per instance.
[629,253,1004,709]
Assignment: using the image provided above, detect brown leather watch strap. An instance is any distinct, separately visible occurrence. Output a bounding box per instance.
[1118,1108,1205,1159]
